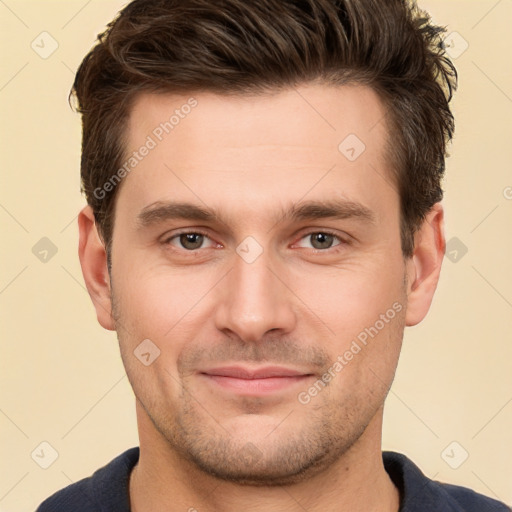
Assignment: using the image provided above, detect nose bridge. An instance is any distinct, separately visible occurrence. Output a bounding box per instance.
[214,247,296,341]
[233,252,276,307]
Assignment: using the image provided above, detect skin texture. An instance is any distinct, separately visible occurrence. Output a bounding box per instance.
[78,83,445,511]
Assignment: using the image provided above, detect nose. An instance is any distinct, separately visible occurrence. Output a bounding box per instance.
[214,249,297,343]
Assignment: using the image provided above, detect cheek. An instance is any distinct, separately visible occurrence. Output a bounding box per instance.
[112,262,219,340]
[321,299,406,407]
[291,258,405,337]
[292,258,407,395]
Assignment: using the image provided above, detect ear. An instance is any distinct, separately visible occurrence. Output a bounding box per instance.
[405,202,445,327]
[78,205,115,331]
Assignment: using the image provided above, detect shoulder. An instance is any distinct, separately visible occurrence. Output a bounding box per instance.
[36,447,139,512]
[438,482,511,512]
[383,451,510,512]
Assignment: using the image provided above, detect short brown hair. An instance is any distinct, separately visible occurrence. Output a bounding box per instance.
[72,0,457,259]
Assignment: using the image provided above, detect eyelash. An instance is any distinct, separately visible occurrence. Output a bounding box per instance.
[162,229,349,253]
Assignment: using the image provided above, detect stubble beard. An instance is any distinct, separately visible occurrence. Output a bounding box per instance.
[111,281,406,486]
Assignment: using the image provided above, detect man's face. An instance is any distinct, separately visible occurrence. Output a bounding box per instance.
[110,84,408,484]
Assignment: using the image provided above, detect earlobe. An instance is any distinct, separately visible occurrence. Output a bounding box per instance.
[78,205,116,331]
[405,203,445,327]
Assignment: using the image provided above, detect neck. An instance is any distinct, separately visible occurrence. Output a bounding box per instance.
[129,402,400,512]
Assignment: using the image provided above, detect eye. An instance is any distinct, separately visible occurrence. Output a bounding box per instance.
[295,231,344,251]
[164,231,216,251]
[162,230,347,253]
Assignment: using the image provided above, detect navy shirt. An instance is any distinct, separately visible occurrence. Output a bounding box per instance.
[37,448,510,511]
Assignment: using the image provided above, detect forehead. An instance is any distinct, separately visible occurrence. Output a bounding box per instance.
[127,83,389,158]
[117,84,396,225]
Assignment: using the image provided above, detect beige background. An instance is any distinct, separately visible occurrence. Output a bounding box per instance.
[1,0,511,510]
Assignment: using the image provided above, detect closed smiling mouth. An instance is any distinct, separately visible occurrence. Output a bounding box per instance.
[199,366,315,395]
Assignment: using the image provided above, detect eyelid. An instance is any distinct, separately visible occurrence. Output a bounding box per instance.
[162,229,219,249]
[292,229,349,251]
[161,228,351,252]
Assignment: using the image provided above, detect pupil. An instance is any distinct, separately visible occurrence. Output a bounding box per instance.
[180,233,203,250]
[312,233,333,249]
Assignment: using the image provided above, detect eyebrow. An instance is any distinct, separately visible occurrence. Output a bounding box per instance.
[136,198,376,229]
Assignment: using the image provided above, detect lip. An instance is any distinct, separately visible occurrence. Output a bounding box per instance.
[199,366,314,395]
[202,366,309,379]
